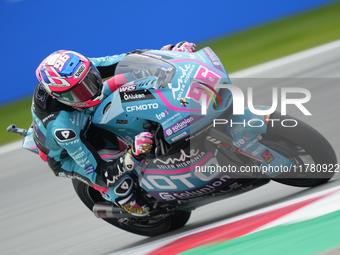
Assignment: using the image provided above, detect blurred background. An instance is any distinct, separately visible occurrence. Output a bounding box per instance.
[1,0,339,145]
[1,2,340,255]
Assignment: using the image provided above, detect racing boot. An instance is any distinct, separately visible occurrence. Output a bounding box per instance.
[118,192,150,216]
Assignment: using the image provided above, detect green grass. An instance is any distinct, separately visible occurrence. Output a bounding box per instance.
[0,97,33,145]
[199,1,340,73]
[1,1,340,146]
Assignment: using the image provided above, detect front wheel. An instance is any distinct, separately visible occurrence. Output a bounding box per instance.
[261,112,337,187]
[72,179,191,236]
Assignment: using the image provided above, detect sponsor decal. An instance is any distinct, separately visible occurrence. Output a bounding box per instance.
[185,124,213,141]
[76,155,90,168]
[70,147,82,156]
[68,102,90,107]
[126,103,158,112]
[166,129,173,136]
[143,52,174,60]
[187,66,222,111]
[69,114,76,125]
[180,98,188,108]
[43,114,55,123]
[261,149,274,163]
[116,119,128,124]
[119,84,137,92]
[84,165,95,175]
[58,172,90,185]
[53,53,71,72]
[73,151,85,160]
[74,64,86,79]
[163,115,203,138]
[169,64,195,100]
[114,177,133,196]
[64,139,80,146]
[244,137,260,150]
[106,164,126,186]
[153,149,205,168]
[233,135,249,148]
[251,144,266,156]
[161,112,181,126]
[54,129,77,141]
[142,155,233,194]
[202,47,225,74]
[155,174,232,200]
[171,131,187,142]
[120,90,155,103]
[70,146,89,167]
[156,109,169,120]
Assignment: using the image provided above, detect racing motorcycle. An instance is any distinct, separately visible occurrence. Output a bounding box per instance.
[8,48,337,236]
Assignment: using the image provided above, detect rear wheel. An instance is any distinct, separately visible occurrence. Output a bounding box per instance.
[262,112,336,187]
[72,179,191,236]
[169,210,192,231]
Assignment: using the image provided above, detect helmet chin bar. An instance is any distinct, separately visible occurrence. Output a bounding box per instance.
[92,87,104,102]
[52,82,104,108]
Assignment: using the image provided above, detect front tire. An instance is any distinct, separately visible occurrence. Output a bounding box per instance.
[72,179,191,236]
[262,112,337,187]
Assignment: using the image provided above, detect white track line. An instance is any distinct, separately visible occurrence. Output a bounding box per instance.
[2,39,340,156]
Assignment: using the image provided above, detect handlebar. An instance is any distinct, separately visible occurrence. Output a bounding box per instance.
[7,124,27,137]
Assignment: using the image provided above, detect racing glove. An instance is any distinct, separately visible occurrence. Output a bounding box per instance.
[131,132,153,160]
[96,148,141,188]
[160,44,175,51]
[96,132,153,187]
[172,41,196,53]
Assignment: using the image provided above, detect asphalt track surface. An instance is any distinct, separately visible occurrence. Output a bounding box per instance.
[1,43,340,255]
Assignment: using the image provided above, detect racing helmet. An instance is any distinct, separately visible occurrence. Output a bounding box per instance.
[36,50,104,107]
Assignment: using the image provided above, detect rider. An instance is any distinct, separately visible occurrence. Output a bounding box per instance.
[32,41,196,216]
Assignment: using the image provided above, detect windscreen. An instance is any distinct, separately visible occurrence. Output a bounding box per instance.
[114,53,176,89]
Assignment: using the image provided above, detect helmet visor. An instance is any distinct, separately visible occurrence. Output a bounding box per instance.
[52,64,103,103]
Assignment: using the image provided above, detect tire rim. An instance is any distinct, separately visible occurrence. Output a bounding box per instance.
[261,135,322,185]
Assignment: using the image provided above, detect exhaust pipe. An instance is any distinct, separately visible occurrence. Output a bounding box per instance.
[93,203,134,218]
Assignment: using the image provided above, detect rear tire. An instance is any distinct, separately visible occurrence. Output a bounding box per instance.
[72,179,191,236]
[263,112,337,187]
[169,210,192,231]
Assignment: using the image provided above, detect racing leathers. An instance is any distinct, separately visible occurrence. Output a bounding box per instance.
[31,42,196,213]
[31,52,142,204]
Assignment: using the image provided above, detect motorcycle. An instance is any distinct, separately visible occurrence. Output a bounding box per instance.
[8,48,337,236]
